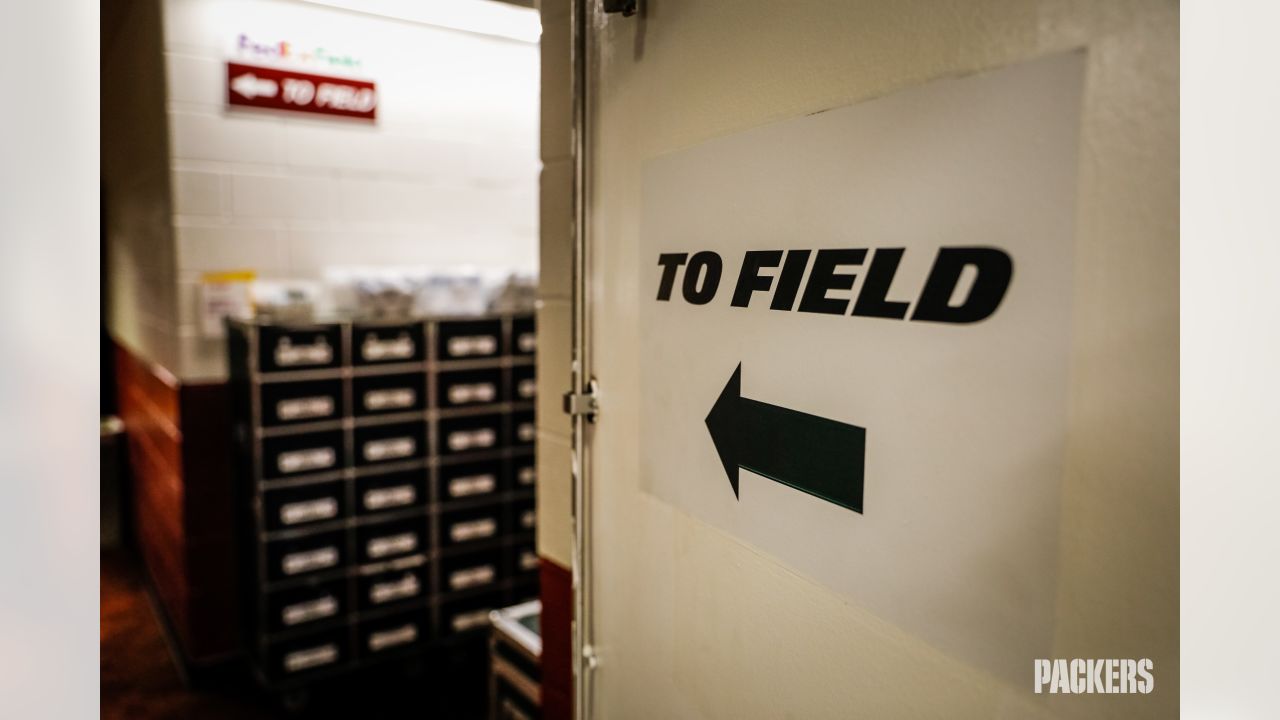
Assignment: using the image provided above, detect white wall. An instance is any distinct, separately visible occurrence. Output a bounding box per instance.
[533,0,573,570]
[578,1,1177,719]
[104,0,181,373]
[160,0,540,379]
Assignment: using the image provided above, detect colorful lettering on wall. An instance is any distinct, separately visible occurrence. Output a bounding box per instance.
[226,62,377,121]
[236,33,363,71]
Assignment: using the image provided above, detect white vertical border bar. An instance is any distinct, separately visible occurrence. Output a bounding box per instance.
[1182,1,1280,716]
[0,0,101,716]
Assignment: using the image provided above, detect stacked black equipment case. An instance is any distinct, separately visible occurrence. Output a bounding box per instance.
[228,314,539,700]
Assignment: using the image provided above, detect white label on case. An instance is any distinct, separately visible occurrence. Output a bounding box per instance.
[448,474,496,498]
[369,574,420,604]
[520,550,539,571]
[517,466,536,486]
[447,382,497,405]
[362,333,414,361]
[367,532,418,559]
[281,546,339,575]
[277,396,334,421]
[449,517,497,543]
[363,437,415,462]
[364,485,416,511]
[520,509,536,529]
[517,332,536,353]
[368,624,418,652]
[364,388,415,411]
[449,564,496,590]
[517,422,536,442]
[281,595,338,626]
[451,609,491,633]
[279,497,338,526]
[500,700,534,720]
[283,643,338,672]
[277,447,336,474]
[517,378,536,399]
[274,337,333,367]
[446,428,496,452]
[446,335,498,357]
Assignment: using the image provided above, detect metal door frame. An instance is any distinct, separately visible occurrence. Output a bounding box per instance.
[569,0,598,717]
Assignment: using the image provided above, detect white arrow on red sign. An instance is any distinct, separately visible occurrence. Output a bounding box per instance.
[227,62,377,120]
[230,72,278,100]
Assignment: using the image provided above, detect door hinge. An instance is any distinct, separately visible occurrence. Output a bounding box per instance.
[563,378,600,423]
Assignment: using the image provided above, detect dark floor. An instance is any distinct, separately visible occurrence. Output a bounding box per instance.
[101,551,490,719]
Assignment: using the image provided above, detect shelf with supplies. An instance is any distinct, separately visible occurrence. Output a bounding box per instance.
[228,313,540,694]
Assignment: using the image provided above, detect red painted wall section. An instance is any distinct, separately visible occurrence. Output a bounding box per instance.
[114,341,240,665]
[540,558,572,720]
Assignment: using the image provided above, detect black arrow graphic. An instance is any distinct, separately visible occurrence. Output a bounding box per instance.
[705,363,866,513]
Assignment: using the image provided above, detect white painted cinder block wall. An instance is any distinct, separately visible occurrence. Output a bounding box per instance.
[533,0,573,570]
[104,0,180,373]
[158,0,540,380]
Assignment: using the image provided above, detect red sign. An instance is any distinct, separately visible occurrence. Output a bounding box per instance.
[226,62,377,120]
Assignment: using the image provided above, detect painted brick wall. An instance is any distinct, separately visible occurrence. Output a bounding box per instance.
[104,0,181,374]
[534,1,574,717]
[160,0,540,380]
[533,0,572,572]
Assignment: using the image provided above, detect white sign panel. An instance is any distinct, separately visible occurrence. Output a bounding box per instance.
[638,52,1085,683]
